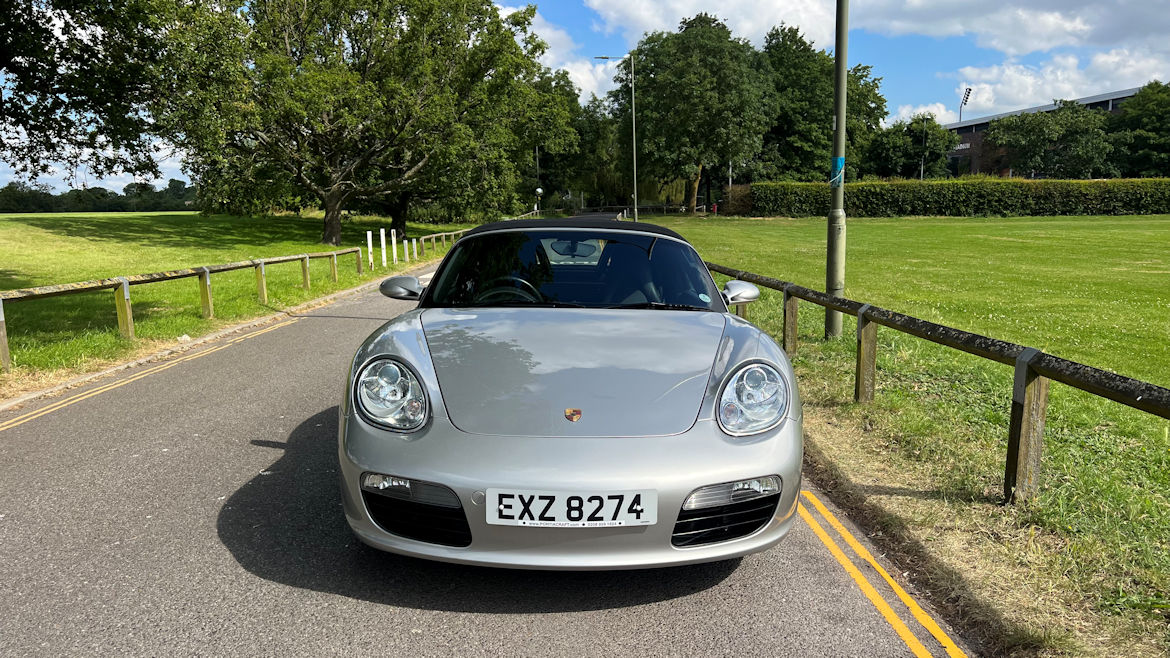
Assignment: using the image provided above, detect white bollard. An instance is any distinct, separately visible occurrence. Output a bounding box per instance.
[391,229,398,264]
[366,231,374,267]
[413,239,418,260]
[379,228,387,267]
[404,237,410,263]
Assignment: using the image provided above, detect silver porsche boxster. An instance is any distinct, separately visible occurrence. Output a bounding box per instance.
[338,217,803,569]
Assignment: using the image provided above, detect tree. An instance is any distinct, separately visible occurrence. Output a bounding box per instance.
[863,114,958,179]
[1,0,166,181]
[1108,81,1170,177]
[159,0,565,244]
[750,25,886,183]
[611,14,775,212]
[986,100,1112,178]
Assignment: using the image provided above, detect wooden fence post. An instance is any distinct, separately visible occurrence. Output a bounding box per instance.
[1005,348,1049,504]
[301,254,311,290]
[114,277,135,340]
[0,299,10,372]
[420,236,426,257]
[355,249,363,275]
[782,287,798,357]
[255,261,268,304]
[198,266,214,319]
[330,253,339,282]
[854,304,876,403]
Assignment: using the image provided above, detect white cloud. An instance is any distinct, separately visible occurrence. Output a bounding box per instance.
[584,0,836,48]
[498,4,620,101]
[889,103,959,126]
[955,49,1170,117]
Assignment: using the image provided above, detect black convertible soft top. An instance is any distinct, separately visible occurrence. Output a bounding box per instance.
[463,216,688,242]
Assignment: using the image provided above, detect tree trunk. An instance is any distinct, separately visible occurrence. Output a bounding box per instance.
[385,192,410,238]
[321,194,343,246]
[686,164,703,213]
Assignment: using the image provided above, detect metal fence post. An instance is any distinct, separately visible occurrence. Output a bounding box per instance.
[114,277,135,340]
[854,304,876,402]
[782,287,799,357]
[0,299,10,372]
[198,267,214,319]
[330,253,339,282]
[255,260,268,304]
[301,254,311,290]
[1005,348,1049,504]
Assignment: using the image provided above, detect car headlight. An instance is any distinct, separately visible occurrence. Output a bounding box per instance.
[355,358,428,431]
[717,362,788,436]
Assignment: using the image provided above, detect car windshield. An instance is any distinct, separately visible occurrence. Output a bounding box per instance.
[424,229,724,310]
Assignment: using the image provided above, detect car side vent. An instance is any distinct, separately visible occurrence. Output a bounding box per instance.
[362,489,472,548]
[671,494,781,547]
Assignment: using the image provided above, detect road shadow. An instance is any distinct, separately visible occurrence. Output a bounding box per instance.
[216,407,740,613]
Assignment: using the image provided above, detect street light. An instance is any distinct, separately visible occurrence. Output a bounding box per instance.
[595,53,638,221]
[535,187,543,213]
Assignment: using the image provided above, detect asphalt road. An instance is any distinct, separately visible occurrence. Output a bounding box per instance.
[0,265,971,657]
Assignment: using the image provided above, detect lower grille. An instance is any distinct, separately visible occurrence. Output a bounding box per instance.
[671,494,781,547]
[362,491,473,547]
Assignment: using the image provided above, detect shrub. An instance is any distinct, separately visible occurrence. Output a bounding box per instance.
[749,178,1170,217]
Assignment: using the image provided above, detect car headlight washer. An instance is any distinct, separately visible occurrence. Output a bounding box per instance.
[717,360,788,436]
[354,357,429,431]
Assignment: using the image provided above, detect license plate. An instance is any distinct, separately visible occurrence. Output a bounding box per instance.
[486,488,658,527]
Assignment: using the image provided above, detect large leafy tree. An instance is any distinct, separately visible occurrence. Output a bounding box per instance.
[751,25,886,183]
[1,0,166,181]
[863,114,958,179]
[1108,81,1170,177]
[611,14,775,212]
[160,0,564,244]
[986,100,1112,178]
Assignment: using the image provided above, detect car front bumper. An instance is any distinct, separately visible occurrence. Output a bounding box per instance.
[339,412,803,570]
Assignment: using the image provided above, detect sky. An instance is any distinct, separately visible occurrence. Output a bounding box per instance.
[7,0,1169,193]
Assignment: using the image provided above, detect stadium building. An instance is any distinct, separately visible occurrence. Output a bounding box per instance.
[944,87,1140,175]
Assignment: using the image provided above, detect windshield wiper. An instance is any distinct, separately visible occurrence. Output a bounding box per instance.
[479,300,589,308]
[607,301,711,311]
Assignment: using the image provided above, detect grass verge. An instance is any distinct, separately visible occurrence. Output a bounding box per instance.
[654,213,1170,656]
[0,211,473,400]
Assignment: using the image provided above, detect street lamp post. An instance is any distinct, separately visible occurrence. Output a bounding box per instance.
[826,0,849,338]
[596,53,638,221]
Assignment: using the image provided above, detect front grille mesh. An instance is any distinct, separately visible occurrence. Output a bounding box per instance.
[671,494,781,547]
[363,491,472,547]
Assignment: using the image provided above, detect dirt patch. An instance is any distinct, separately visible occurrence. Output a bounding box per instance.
[800,405,1167,657]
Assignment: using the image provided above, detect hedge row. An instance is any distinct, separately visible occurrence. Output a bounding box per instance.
[749,179,1170,217]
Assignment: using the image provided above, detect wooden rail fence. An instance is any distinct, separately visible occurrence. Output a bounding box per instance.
[707,262,1170,504]
[0,228,473,374]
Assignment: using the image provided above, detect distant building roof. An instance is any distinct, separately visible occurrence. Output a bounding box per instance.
[943,87,1142,130]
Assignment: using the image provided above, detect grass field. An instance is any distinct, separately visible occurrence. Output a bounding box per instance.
[0,211,474,394]
[653,213,1170,654]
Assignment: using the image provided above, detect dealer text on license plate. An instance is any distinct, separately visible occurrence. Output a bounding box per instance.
[486,489,657,527]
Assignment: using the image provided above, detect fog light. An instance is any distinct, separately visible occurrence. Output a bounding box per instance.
[682,476,781,510]
[360,472,461,508]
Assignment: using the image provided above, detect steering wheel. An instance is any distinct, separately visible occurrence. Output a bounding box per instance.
[474,276,543,303]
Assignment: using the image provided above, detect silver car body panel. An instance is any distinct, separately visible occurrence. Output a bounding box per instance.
[421,307,727,437]
[339,305,803,570]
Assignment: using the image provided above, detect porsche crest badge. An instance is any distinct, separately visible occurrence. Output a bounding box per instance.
[564,408,582,422]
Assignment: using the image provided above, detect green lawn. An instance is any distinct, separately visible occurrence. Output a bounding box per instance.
[0,211,473,383]
[654,213,1170,651]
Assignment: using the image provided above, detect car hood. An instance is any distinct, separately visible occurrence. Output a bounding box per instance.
[420,308,727,437]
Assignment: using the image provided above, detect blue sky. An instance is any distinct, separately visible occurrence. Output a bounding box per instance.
[7,0,1169,192]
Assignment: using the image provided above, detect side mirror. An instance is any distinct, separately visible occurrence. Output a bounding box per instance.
[722,280,760,305]
[380,276,423,300]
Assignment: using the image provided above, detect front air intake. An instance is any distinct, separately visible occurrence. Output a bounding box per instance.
[671,494,781,547]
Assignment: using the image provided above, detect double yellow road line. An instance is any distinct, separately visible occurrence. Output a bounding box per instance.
[0,319,299,434]
[798,490,966,657]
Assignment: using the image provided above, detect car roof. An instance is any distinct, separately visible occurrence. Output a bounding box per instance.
[463,216,688,242]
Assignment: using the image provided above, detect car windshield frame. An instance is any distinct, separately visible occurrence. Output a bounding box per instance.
[419,227,727,312]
